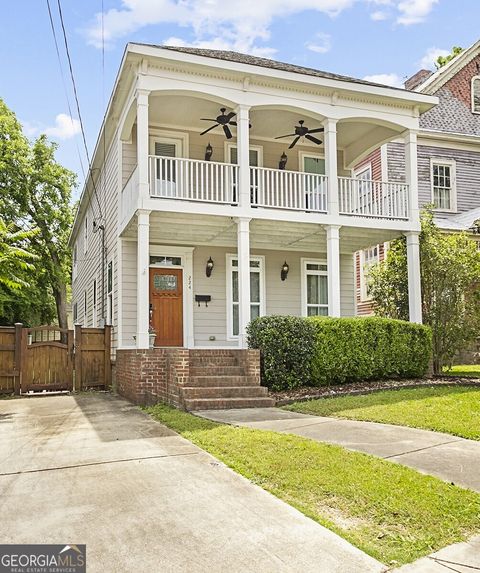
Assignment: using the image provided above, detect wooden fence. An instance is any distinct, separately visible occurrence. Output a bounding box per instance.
[0,324,111,395]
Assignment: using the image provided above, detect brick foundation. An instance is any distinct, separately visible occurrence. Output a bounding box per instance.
[116,348,264,409]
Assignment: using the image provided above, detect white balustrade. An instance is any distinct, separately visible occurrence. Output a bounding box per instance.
[338,177,409,219]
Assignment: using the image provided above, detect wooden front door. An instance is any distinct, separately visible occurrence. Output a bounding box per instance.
[149,268,183,347]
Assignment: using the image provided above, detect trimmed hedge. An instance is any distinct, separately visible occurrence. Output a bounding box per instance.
[247,315,432,391]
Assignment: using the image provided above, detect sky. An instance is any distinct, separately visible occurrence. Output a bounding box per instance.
[1,0,479,196]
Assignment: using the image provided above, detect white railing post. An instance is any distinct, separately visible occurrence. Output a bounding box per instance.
[136,209,151,349]
[236,217,251,348]
[404,129,418,223]
[326,225,341,317]
[236,104,251,209]
[406,231,423,323]
[136,89,150,205]
[323,118,339,216]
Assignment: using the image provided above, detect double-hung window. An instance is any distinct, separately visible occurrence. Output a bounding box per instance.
[227,255,265,338]
[360,246,379,301]
[431,159,456,211]
[355,164,373,214]
[302,259,329,316]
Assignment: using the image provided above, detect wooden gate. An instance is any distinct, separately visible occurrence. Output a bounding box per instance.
[21,327,74,392]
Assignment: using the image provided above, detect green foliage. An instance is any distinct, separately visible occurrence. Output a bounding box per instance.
[0,98,76,327]
[369,210,480,374]
[247,315,431,390]
[0,219,38,290]
[247,315,316,391]
[309,317,431,385]
[435,46,463,69]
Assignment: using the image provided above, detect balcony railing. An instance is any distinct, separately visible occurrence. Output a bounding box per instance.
[338,177,409,219]
[251,167,327,212]
[126,156,411,221]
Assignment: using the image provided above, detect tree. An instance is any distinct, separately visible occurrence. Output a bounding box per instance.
[0,219,38,291]
[368,210,480,374]
[435,46,463,69]
[0,98,76,328]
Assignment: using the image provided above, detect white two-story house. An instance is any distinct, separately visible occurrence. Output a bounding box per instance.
[69,44,436,409]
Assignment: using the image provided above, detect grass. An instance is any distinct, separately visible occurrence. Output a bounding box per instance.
[284,385,480,440]
[147,403,480,566]
[443,364,480,378]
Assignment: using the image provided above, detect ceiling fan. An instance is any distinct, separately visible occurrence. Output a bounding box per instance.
[275,120,324,149]
[200,108,237,139]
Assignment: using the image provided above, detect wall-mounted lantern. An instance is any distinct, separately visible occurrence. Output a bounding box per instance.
[205,142,213,161]
[206,257,214,277]
[279,152,288,170]
[281,261,289,281]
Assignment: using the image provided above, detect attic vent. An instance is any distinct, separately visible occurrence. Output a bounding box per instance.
[154,142,176,157]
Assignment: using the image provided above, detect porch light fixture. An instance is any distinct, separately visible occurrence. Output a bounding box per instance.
[205,142,213,161]
[279,152,288,170]
[281,261,289,281]
[206,257,214,277]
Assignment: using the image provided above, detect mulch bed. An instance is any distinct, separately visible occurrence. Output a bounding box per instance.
[272,376,480,406]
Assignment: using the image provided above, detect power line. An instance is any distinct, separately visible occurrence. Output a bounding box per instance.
[54,0,103,220]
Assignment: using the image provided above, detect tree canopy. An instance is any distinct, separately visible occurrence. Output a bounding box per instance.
[0,98,76,327]
[435,46,463,69]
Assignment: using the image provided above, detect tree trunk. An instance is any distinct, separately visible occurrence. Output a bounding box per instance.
[53,281,68,330]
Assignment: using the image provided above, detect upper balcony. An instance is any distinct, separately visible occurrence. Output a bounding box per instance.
[118,91,418,232]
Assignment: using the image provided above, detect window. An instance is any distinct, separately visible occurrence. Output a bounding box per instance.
[227,144,263,204]
[107,261,113,326]
[355,164,373,213]
[83,290,87,324]
[92,279,97,327]
[472,77,480,113]
[73,302,78,323]
[149,256,182,266]
[84,216,88,254]
[150,132,188,198]
[360,246,380,301]
[72,243,78,281]
[227,255,265,338]
[302,260,329,316]
[431,160,456,211]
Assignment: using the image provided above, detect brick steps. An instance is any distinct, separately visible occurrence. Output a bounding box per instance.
[183,385,269,399]
[189,375,259,387]
[190,357,238,367]
[190,366,245,377]
[184,397,276,411]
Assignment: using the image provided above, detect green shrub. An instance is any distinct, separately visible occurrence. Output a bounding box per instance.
[246,315,316,391]
[247,315,432,390]
[309,317,432,385]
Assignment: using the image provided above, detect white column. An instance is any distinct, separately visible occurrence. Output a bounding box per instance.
[404,130,419,223]
[406,231,423,323]
[136,89,150,206]
[326,225,341,317]
[236,217,251,348]
[236,104,251,209]
[323,118,339,216]
[136,209,151,349]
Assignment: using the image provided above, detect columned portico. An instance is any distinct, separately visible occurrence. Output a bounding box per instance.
[136,209,151,348]
[236,104,251,209]
[405,231,423,324]
[323,118,339,217]
[136,89,150,206]
[326,225,341,317]
[236,217,251,348]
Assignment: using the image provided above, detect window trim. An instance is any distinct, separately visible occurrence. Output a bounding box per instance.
[471,76,480,114]
[72,243,78,282]
[359,246,380,302]
[354,163,372,180]
[106,260,114,326]
[149,129,189,157]
[92,278,97,328]
[83,216,88,254]
[226,254,266,340]
[224,143,264,167]
[301,258,329,317]
[83,290,87,325]
[430,158,457,212]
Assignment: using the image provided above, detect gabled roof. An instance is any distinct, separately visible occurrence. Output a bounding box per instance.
[415,39,480,94]
[144,44,415,92]
[435,207,480,232]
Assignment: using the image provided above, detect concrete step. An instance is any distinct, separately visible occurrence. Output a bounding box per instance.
[182,386,269,399]
[184,396,276,411]
[190,366,246,377]
[189,375,259,387]
[190,357,239,367]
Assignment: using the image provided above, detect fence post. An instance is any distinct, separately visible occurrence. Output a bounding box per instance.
[74,324,82,392]
[13,323,22,395]
[104,325,112,389]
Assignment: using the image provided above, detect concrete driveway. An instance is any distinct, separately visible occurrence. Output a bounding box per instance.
[0,394,383,573]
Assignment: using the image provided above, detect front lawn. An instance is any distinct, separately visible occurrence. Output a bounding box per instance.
[147,404,480,567]
[443,364,480,378]
[284,385,480,440]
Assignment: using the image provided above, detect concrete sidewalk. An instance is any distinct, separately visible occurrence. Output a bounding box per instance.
[0,394,383,573]
[195,408,480,492]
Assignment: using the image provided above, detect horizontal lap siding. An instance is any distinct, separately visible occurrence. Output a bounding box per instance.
[354,148,382,180]
[121,240,137,347]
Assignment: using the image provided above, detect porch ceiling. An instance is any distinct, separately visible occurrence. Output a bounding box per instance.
[122,212,402,254]
[147,95,401,153]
